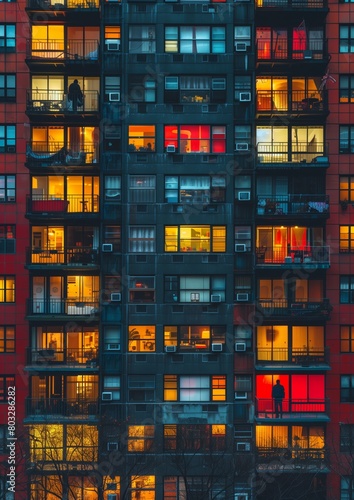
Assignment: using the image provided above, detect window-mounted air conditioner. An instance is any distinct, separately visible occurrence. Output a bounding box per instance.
[105,39,120,51]
[304,50,313,59]
[165,345,177,353]
[107,442,118,452]
[166,145,176,153]
[236,293,249,302]
[109,92,120,102]
[235,342,247,352]
[235,143,249,151]
[235,495,249,500]
[235,391,248,400]
[107,343,120,351]
[102,392,113,401]
[110,293,121,302]
[235,42,247,52]
[240,92,251,102]
[211,294,221,302]
[202,104,209,113]
[102,243,113,252]
[236,442,251,452]
[238,191,251,201]
[235,244,247,252]
[211,343,223,352]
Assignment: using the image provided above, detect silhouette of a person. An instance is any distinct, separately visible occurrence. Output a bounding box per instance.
[68,79,83,112]
[272,379,285,418]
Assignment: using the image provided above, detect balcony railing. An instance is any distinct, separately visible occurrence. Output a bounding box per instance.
[27,195,99,214]
[26,90,99,113]
[256,0,326,7]
[26,142,98,166]
[26,397,99,417]
[257,142,326,164]
[27,0,99,9]
[256,90,327,114]
[27,347,98,366]
[256,245,330,266]
[27,246,98,265]
[256,39,327,62]
[256,347,329,364]
[27,298,99,316]
[255,397,329,417]
[257,298,332,318]
[256,195,329,216]
[28,39,99,61]
[256,447,328,468]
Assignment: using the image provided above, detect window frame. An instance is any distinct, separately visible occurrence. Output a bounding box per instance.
[164,25,226,54]
[0,326,15,353]
[164,124,226,154]
[0,375,15,402]
[0,126,16,153]
[164,374,226,402]
[341,375,354,402]
[340,276,354,304]
[0,74,15,101]
[164,225,226,253]
[0,24,15,51]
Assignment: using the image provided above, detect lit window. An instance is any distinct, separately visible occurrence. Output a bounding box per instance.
[131,476,155,500]
[340,25,354,53]
[103,376,120,400]
[129,176,156,203]
[340,125,354,153]
[165,175,226,204]
[340,276,354,303]
[164,76,226,104]
[165,225,226,253]
[129,226,155,253]
[128,325,155,352]
[340,325,354,353]
[128,425,154,452]
[0,126,15,153]
[0,24,15,51]
[163,325,225,352]
[340,175,354,202]
[0,277,14,302]
[164,375,226,401]
[165,26,225,54]
[0,326,15,353]
[128,125,155,152]
[339,75,354,103]
[164,125,225,153]
[0,74,15,100]
[31,25,64,58]
[164,275,225,303]
[0,375,15,402]
[340,225,354,252]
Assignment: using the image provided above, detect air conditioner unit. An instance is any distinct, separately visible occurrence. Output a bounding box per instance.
[211,294,221,303]
[166,145,176,153]
[107,493,118,500]
[236,293,249,301]
[304,50,313,59]
[235,342,247,352]
[212,343,223,352]
[235,391,248,400]
[236,232,251,240]
[110,293,121,302]
[240,92,251,102]
[102,243,113,252]
[107,442,119,451]
[6,146,16,153]
[105,40,120,51]
[102,392,113,401]
[107,343,120,351]
[202,104,209,113]
[235,143,249,151]
[236,442,251,452]
[238,191,251,201]
[235,42,247,51]
[109,92,120,102]
[165,345,177,353]
[235,496,248,500]
[235,244,247,252]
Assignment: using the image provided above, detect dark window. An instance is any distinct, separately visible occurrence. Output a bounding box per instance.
[0,375,15,401]
[340,276,354,303]
[0,425,8,453]
[0,126,15,153]
[0,176,15,202]
[0,25,15,51]
[340,75,354,103]
[340,125,354,153]
[0,326,15,353]
[164,424,226,452]
[341,424,354,451]
[341,477,354,500]
[341,326,354,353]
[341,375,354,402]
[340,25,354,53]
[0,225,15,253]
[0,74,15,100]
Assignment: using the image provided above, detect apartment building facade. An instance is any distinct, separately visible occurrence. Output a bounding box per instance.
[0,0,352,497]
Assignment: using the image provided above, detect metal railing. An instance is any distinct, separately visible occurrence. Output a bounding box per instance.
[257,298,332,318]
[27,347,98,365]
[256,346,329,364]
[27,246,98,265]
[256,194,329,216]
[256,39,327,61]
[255,397,329,416]
[256,0,326,7]
[256,447,328,466]
[27,0,99,9]
[26,142,98,165]
[257,141,326,163]
[26,397,99,417]
[27,194,99,213]
[256,90,327,113]
[255,245,330,265]
[27,298,99,315]
[28,39,99,61]
[27,90,99,113]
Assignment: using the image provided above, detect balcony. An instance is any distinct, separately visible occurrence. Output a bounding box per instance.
[26,347,98,367]
[255,245,330,267]
[256,195,329,218]
[256,90,328,117]
[256,40,329,68]
[26,195,99,215]
[27,0,99,9]
[26,90,99,118]
[26,397,99,418]
[256,447,329,472]
[27,298,100,317]
[257,298,332,319]
[256,0,327,7]
[256,347,330,367]
[257,142,327,164]
[26,246,98,266]
[26,143,98,168]
[255,397,330,420]
[26,40,99,70]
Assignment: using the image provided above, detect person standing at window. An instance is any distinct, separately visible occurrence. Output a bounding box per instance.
[272,379,285,418]
[68,79,83,112]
